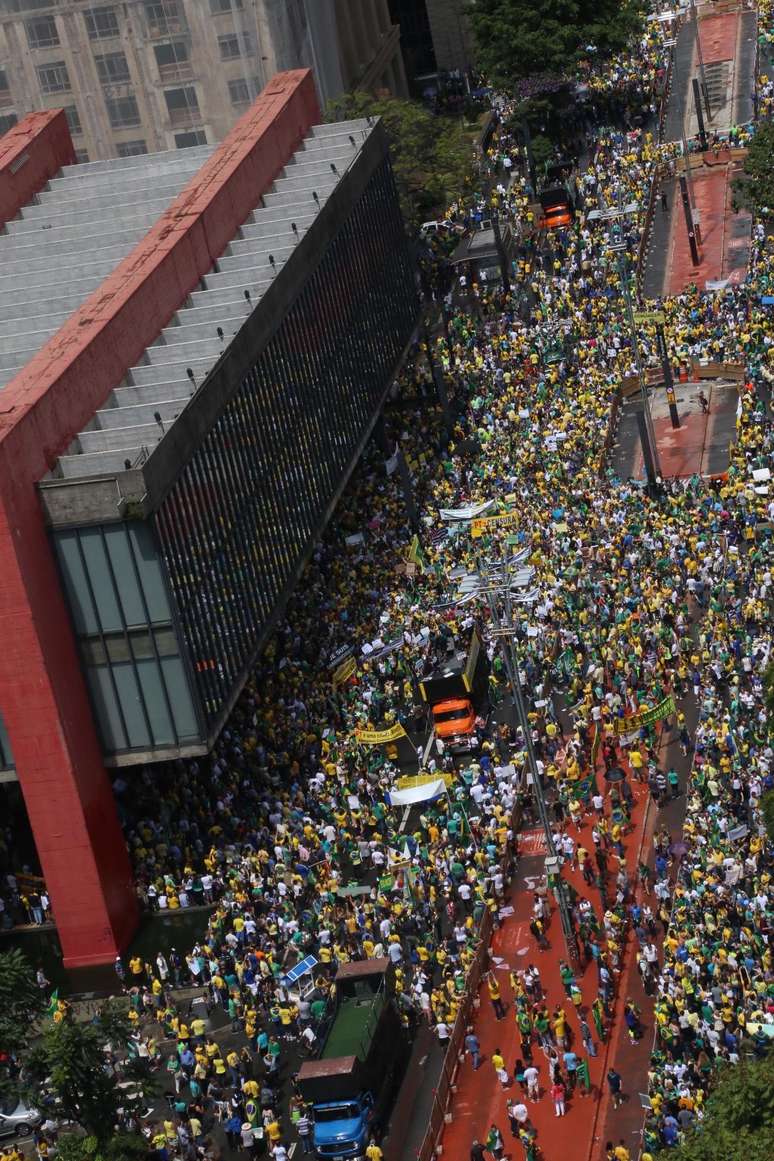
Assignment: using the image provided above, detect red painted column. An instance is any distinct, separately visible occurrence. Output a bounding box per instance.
[0,478,138,968]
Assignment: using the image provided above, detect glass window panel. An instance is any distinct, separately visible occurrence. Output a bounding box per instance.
[86,666,127,752]
[135,659,175,746]
[102,526,146,627]
[77,529,124,631]
[111,664,151,749]
[53,530,100,635]
[127,523,171,622]
[160,657,201,742]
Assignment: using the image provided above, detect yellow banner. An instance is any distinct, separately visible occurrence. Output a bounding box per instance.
[613,694,676,736]
[354,723,408,745]
[332,656,357,688]
[471,511,520,538]
[395,771,454,791]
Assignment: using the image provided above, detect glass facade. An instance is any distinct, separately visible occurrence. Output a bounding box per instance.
[155,158,418,725]
[52,523,202,756]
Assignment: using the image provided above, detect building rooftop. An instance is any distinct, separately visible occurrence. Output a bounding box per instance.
[0,145,215,390]
[40,120,371,481]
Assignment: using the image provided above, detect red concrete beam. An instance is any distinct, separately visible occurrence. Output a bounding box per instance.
[0,109,75,230]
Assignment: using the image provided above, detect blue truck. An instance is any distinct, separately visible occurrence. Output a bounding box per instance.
[296,958,408,1160]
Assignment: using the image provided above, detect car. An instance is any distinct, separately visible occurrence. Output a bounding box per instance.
[0,1099,42,1139]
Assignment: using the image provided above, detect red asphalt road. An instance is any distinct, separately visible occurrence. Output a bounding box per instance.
[438,751,655,1161]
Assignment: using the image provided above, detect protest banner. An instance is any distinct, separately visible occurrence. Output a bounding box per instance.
[354,722,408,745]
[613,694,676,735]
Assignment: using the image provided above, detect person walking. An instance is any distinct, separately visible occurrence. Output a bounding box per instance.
[485,1124,505,1160]
[551,1078,566,1116]
[506,1099,530,1137]
[487,973,506,1019]
[470,1141,486,1161]
[296,1111,314,1156]
[465,1028,482,1070]
[607,1068,624,1109]
[492,1048,509,1088]
[524,1062,540,1101]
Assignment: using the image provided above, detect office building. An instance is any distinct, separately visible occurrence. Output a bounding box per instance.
[0,0,407,163]
[0,69,417,964]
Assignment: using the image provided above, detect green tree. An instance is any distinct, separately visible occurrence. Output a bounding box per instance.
[654,1056,774,1161]
[0,949,47,1102]
[732,121,774,219]
[466,0,644,90]
[51,1133,149,1161]
[24,1004,155,1145]
[325,91,474,228]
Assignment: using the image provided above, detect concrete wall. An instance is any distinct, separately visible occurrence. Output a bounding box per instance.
[0,108,74,227]
[0,70,321,967]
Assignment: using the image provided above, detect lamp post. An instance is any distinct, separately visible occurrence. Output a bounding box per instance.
[456,559,580,967]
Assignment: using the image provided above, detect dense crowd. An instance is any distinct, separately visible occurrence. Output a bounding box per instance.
[113,8,773,1158]
[4,5,773,1161]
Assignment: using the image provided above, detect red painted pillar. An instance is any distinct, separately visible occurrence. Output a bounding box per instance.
[0,482,138,967]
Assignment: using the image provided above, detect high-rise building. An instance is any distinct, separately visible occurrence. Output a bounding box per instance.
[0,70,417,965]
[0,1,408,163]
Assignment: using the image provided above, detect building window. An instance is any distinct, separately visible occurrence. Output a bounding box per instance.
[116,139,148,157]
[74,148,90,163]
[153,41,191,82]
[174,130,207,149]
[64,105,82,135]
[52,523,202,755]
[83,6,120,40]
[218,32,252,60]
[94,51,130,84]
[164,86,200,128]
[227,78,250,105]
[0,69,11,110]
[0,113,18,136]
[145,1,184,35]
[210,0,243,13]
[37,62,71,95]
[25,15,59,49]
[105,94,141,129]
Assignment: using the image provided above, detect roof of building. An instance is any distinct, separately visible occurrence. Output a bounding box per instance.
[0,145,215,392]
[40,119,371,481]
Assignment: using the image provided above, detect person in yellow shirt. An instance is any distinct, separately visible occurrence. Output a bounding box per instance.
[365,1141,383,1161]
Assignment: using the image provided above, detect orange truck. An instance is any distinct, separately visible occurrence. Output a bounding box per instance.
[539,186,574,230]
[418,630,490,753]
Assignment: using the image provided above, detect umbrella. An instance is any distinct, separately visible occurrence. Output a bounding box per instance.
[604,765,626,783]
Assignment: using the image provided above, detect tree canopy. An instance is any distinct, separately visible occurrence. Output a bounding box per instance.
[23,1003,155,1146]
[325,91,474,228]
[467,0,645,90]
[654,1056,774,1161]
[732,121,774,219]
[0,948,47,1102]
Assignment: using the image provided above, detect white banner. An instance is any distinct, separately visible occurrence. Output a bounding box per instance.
[438,499,496,522]
[386,779,448,806]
